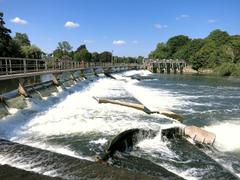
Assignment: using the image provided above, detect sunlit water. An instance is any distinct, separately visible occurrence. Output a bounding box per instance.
[0,70,240,179]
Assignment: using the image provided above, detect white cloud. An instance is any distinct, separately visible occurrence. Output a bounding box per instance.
[11,17,27,25]
[154,24,168,29]
[64,21,79,28]
[176,14,190,20]
[113,40,127,46]
[83,40,94,44]
[208,19,217,24]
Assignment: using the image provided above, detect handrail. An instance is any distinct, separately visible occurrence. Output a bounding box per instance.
[0,57,141,77]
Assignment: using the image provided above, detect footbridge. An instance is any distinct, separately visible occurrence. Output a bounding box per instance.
[145,59,186,74]
[0,57,141,81]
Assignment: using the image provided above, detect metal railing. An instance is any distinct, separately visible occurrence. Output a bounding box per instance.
[0,57,139,76]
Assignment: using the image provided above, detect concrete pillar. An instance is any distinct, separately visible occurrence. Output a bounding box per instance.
[93,68,99,77]
[70,73,77,82]
[166,63,171,74]
[52,73,60,86]
[18,79,31,98]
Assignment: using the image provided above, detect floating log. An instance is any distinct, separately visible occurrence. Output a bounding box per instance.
[184,125,216,145]
[158,109,184,122]
[94,97,182,121]
[94,97,152,114]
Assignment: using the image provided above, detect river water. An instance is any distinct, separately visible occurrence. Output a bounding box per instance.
[0,70,240,179]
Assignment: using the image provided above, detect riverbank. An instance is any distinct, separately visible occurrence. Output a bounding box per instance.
[184,65,240,78]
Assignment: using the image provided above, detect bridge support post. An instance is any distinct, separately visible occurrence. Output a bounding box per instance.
[18,79,30,98]
[166,62,171,74]
[52,73,60,86]
[70,73,77,82]
[80,70,86,79]
[179,63,184,74]
[93,68,99,77]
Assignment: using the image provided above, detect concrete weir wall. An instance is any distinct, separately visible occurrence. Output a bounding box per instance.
[0,66,132,119]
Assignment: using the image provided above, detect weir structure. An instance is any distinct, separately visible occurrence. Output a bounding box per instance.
[145,59,186,74]
[0,57,142,119]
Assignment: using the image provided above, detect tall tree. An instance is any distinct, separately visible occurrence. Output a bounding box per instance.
[52,41,72,59]
[207,29,230,46]
[0,12,12,57]
[21,45,42,59]
[91,52,100,63]
[149,43,169,59]
[14,32,31,46]
[99,51,112,63]
[76,44,87,52]
[167,35,190,55]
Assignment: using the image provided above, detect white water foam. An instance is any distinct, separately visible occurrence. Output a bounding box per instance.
[124,79,184,112]
[205,120,240,152]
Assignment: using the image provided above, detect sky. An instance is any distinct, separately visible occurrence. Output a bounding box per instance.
[1,0,240,57]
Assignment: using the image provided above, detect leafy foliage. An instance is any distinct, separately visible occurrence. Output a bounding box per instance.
[14,32,31,46]
[149,29,240,75]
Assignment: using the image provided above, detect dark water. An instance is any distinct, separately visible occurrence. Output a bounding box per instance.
[0,71,240,179]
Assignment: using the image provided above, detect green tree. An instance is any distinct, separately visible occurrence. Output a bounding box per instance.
[91,52,100,63]
[0,12,12,57]
[21,45,42,59]
[76,44,87,52]
[207,29,230,46]
[14,32,31,46]
[149,43,169,59]
[99,51,112,62]
[167,35,190,55]
[74,48,92,62]
[227,35,240,63]
[173,39,205,62]
[52,41,72,59]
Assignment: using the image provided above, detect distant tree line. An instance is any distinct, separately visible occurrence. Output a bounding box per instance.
[149,29,240,76]
[0,12,143,64]
[51,42,143,64]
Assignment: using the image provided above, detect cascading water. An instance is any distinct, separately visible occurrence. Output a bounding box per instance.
[0,70,240,179]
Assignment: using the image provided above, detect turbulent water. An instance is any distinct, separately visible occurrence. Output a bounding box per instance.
[0,70,240,179]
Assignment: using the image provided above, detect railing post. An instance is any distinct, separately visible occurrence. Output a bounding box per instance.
[9,59,12,74]
[45,60,47,71]
[23,59,26,73]
[36,60,38,71]
[5,59,8,75]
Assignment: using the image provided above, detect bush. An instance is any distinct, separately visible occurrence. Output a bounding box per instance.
[214,63,240,76]
[231,64,240,76]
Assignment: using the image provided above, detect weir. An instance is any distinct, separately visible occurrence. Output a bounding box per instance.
[0,57,142,120]
[146,59,186,74]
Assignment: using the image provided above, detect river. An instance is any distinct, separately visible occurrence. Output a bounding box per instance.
[0,70,240,179]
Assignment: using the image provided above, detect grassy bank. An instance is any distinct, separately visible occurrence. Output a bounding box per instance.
[214,63,240,77]
[184,64,240,77]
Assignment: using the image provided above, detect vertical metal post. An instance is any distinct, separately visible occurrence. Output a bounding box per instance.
[9,59,12,74]
[45,60,47,71]
[5,59,8,75]
[23,59,26,73]
[36,60,38,71]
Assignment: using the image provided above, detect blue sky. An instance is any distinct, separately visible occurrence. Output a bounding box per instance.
[1,0,240,57]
